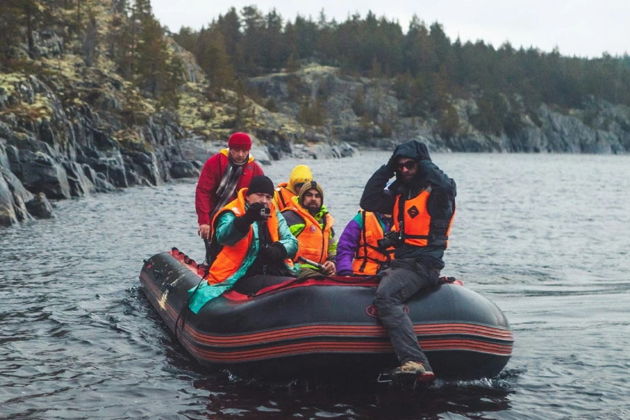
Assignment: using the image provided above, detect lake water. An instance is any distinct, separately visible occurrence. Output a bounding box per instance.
[1,151,629,419]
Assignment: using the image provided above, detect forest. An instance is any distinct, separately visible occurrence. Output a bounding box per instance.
[172,6,630,135]
[2,1,630,137]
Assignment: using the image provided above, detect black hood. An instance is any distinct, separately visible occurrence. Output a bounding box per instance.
[389,140,432,192]
[391,140,432,163]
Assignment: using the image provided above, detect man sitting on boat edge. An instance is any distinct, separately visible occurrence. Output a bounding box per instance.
[360,140,456,382]
[188,175,298,314]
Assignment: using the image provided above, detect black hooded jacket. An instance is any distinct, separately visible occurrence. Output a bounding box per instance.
[359,141,456,268]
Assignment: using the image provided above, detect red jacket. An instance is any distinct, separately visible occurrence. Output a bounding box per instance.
[195,149,264,225]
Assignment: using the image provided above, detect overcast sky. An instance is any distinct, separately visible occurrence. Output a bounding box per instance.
[151,0,629,58]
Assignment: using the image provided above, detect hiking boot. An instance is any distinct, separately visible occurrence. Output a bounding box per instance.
[392,361,436,382]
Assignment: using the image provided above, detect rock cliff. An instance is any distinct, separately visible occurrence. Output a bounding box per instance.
[247,64,630,153]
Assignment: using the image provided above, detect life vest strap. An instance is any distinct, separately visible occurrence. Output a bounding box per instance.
[402,234,431,239]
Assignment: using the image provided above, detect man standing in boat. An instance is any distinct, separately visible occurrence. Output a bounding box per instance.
[281,181,337,276]
[360,140,456,382]
[195,132,264,263]
[188,175,298,313]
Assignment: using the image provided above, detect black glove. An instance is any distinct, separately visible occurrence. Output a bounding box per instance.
[259,241,288,262]
[234,202,269,231]
[385,156,397,174]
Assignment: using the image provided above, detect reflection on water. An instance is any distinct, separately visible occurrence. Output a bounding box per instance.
[1,152,630,418]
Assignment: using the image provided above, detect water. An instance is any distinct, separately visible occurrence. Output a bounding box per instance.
[1,152,630,419]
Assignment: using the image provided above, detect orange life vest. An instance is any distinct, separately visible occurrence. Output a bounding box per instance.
[274,183,295,211]
[284,203,334,264]
[206,188,282,284]
[392,186,455,248]
[352,210,393,276]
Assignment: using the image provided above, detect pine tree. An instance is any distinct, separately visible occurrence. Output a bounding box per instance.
[197,27,235,90]
[0,2,23,67]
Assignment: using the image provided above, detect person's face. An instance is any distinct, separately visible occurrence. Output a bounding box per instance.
[396,157,418,183]
[229,147,249,164]
[246,192,273,207]
[301,189,322,212]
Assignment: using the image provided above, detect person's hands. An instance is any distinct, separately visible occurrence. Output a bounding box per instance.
[259,242,288,262]
[244,202,269,223]
[385,157,397,177]
[198,224,211,239]
[322,261,336,275]
[235,203,269,232]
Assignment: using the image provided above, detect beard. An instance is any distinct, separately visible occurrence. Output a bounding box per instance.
[304,201,320,213]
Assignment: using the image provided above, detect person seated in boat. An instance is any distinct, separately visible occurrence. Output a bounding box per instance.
[195,132,264,263]
[360,140,456,381]
[336,210,393,276]
[281,181,337,276]
[188,175,298,313]
[274,164,313,211]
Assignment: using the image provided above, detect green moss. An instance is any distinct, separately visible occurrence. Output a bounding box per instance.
[0,92,53,122]
[0,73,28,98]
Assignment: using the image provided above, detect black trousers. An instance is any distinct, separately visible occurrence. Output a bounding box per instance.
[375,258,440,367]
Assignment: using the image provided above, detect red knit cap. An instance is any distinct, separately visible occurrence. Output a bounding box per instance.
[227,132,252,150]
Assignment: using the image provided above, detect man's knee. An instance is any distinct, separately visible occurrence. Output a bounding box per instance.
[413,262,441,287]
[374,291,393,305]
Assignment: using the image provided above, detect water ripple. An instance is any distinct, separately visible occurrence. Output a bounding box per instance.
[2,153,630,418]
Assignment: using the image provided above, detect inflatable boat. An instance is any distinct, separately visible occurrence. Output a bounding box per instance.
[140,248,513,380]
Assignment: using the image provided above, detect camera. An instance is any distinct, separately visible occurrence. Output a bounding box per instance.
[259,206,271,218]
[377,231,402,250]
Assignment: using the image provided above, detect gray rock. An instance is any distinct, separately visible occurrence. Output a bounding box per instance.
[178,137,219,162]
[63,161,95,196]
[0,121,12,139]
[125,151,161,185]
[0,173,18,226]
[93,173,116,192]
[170,160,200,179]
[124,166,142,186]
[0,139,10,169]
[1,166,33,222]
[90,154,128,188]
[249,145,271,166]
[26,192,54,219]
[21,152,71,199]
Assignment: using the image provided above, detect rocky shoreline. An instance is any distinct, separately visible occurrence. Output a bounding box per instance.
[2,52,628,228]
[0,68,356,227]
[248,65,630,154]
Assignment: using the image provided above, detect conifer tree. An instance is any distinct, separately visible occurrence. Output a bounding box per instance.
[0,2,23,67]
[196,27,235,90]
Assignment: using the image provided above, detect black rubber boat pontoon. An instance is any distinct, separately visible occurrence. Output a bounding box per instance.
[140,248,513,380]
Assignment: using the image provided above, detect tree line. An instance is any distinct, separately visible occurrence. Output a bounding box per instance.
[173,7,630,135]
[3,2,630,136]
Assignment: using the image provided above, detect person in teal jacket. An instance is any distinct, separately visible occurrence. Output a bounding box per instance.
[188,176,298,313]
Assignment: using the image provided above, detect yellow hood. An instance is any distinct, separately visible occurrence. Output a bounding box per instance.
[288,165,313,193]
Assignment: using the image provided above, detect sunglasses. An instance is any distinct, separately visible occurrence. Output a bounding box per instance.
[397,161,417,170]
